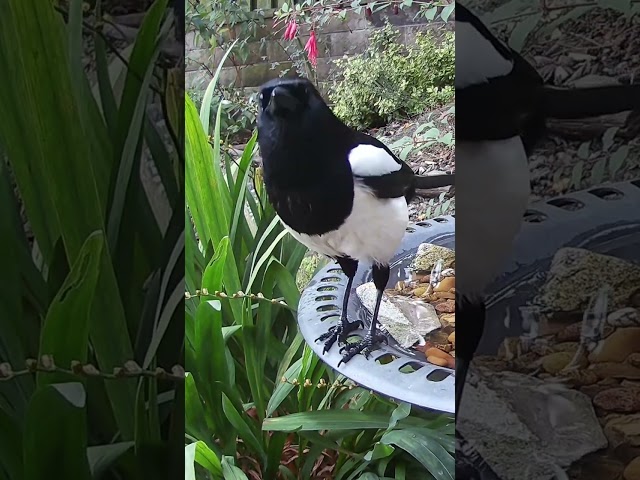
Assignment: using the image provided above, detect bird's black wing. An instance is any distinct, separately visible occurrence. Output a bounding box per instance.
[347,132,417,201]
[455,2,545,151]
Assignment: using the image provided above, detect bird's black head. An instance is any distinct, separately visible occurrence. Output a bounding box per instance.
[256,77,348,160]
[258,77,324,119]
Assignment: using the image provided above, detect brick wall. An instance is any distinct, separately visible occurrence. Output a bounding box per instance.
[185,6,452,93]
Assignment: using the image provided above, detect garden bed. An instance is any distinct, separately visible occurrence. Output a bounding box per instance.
[371,103,455,221]
[466,0,640,202]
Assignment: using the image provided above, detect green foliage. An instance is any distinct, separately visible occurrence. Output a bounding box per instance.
[185,43,454,480]
[0,0,182,478]
[329,24,454,129]
[186,0,266,52]
[189,85,258,145]
[385,105,454,161]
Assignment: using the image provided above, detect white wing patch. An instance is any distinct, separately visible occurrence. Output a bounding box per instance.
[348,144,401,177]
[283,183,409,265]
[455,21,513,89]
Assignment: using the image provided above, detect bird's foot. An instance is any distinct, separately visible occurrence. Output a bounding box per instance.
[337,332,387,366]
[316,317,363,354]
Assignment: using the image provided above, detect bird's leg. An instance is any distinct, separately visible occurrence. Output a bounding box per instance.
[316,257,362,353]
[455,294,486,413]
[338,264,389,365]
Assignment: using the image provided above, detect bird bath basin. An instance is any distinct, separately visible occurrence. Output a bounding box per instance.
[457,178,640,479]
[297,216,456,414]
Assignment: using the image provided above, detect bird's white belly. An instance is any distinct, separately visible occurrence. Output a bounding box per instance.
[283,184,409,266]
[455,137,530,295]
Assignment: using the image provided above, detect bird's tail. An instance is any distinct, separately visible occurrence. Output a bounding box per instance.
[541,84,640,119]
[414,173,455,190]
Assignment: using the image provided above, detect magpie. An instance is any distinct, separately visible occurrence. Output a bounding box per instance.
[455,1,640,413]
[256,77,455,365]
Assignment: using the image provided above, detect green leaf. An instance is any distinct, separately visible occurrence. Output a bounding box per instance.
[602,126,618,151]
[425,6,438,20]
[192,238,230,432]
[185,443,197,480]
[107,0,168,250]
[440,3,455,22]
[200,38,239,135]
[38,231,104,387]
[263,410,393,431]
[87,442,134,478]
[185,372,212,439]
[381,429,453,480]
[538,6,596,36]
[570,161,584,189]
[439,132,453,146]
[194,440,224,478]
[609,145,629,178]
[400,144,413,161]
[267,358,303,417]
[23,383,92,480]
[508,14,542,52]
[246,229,289,292]
[186,441,224,480]
[221,456,249,480]
[577,141,590,159]
[364,442,395,461]
[185,94,228,247]
[274,332,304,389]
[142,230,185,368]
[388,402,411,430]
[590,158,607,185]
[222,393,266,463]
[0,407,22,479]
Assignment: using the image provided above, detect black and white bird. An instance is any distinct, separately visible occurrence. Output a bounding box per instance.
[256,77,455,365]
[455,1,640,413]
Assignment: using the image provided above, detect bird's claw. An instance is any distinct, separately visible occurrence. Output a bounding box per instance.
[316,318,362,354]
[338,333,387,366]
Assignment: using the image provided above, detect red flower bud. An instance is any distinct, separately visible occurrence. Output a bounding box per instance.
[304,30,318,67]
[283,19,298,41]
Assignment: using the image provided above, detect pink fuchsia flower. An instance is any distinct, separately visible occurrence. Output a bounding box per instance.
[304,30,318,66]
[283,19,298,40]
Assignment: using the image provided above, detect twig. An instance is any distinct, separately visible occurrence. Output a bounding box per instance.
[186,288,296,312]
[0,357,185,383]
[198,61,215,78]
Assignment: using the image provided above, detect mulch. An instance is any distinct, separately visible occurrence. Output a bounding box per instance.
[463,1,640,202]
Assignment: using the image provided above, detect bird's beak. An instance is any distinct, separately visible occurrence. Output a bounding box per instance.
[267,86,298,115]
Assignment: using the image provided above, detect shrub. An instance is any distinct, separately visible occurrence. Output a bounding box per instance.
[329,24,454,129]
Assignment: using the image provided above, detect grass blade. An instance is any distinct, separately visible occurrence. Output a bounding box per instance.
[199,38,239,133]
[107,0,168,250]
